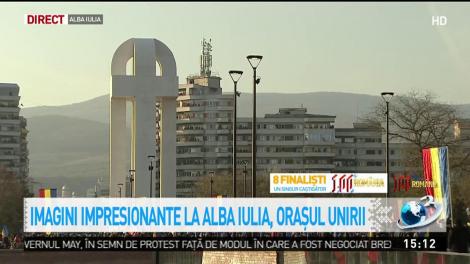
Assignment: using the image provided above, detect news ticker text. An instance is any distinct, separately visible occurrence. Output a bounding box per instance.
[23,236,446,251]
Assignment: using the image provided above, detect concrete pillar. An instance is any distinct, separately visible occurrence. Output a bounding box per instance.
[110,97,127,197]
[159,98,177,197]
[134,95,157,197]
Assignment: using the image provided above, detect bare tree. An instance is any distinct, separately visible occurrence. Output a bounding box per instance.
[362,90,470,203]
[365,91,457,147]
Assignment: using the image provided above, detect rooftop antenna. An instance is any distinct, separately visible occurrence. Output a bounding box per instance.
[200,38,212,77]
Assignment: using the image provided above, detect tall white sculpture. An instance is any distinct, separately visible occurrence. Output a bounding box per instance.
[110,38,177,197]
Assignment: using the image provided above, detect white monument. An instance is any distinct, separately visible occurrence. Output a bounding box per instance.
[109,38,177,197]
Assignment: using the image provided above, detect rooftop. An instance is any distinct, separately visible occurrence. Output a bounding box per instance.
[335,122,382,132]
[0,83,20,96]
[264,108,336,119]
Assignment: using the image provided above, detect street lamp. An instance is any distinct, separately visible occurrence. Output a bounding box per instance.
[209,171,215,197]
[241,160,248,197]
[117,183,123,198]
[148,155,156,197]
[247,55,262,198]
[229,70,243,198]
[381,92,394,198]
[128,169,135,198]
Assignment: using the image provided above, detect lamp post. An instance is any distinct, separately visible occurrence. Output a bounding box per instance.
[150,159,159,264]
[148,155,155,197]
[128,169,135,198]
[229,70,243,198]
[381,92,394,198]
[241,160,248,197]
[247,55,262,198]
[209,171,215,197]
[117,183,123,198]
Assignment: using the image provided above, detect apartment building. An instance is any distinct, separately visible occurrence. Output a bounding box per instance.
[237,108,336,175]
[176,74,233,195]
[0,83,28,178]
[335,122,406,175]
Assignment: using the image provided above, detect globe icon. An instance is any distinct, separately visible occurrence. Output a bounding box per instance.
[400,201,426,225]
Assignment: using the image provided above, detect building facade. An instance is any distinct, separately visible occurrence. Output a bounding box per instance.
[237,108,336,175]
[0,83,28,178]
[335,122,406,175]
[176,74,233,195]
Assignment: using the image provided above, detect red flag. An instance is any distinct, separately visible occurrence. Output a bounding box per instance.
[422,148,434,196]
[38,188,45,198]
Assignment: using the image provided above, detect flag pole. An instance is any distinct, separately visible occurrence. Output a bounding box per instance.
[445,146,454,227]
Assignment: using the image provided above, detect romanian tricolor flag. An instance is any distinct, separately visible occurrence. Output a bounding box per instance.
[38,188,58,198]
[422,146,451,219]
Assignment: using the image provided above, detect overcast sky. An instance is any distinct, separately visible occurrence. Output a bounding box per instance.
[2,2,470,107]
